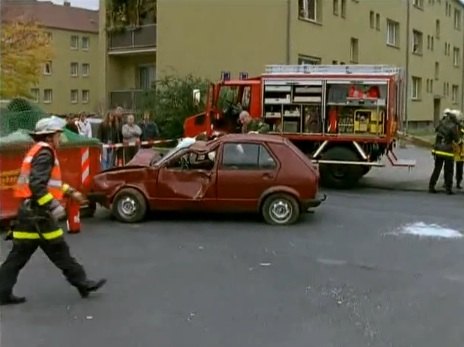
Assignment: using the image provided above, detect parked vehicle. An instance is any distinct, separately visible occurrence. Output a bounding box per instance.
[88,134,326,225]
[183,64,416,189]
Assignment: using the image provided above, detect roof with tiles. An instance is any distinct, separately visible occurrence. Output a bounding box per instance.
[1,0,99,33]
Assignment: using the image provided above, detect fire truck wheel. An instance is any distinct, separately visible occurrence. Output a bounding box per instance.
[361,167,371,176]
[319,147,363,189]
[261,193,300,225]
[112,188,147,223]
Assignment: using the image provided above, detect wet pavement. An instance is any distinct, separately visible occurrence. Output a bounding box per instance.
[1,175,464,346]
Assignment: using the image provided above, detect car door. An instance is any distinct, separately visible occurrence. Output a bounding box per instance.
[216,142,279,211]
[153,150,218,211]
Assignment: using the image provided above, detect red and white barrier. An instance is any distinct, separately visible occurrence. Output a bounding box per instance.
[101,139,176,149]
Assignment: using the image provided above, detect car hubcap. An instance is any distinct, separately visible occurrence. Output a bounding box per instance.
[270,199,292,224]
[118,196,137,217]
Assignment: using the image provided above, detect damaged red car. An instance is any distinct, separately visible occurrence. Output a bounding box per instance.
[88,134,326,225]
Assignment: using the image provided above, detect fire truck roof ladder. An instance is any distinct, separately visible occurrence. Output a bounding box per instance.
[264,65,403,75]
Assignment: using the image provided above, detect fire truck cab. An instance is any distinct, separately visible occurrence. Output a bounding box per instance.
[184,64,416,189]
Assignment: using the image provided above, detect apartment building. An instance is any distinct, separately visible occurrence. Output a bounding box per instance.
[102,0,464,127]
[2,0,102,115]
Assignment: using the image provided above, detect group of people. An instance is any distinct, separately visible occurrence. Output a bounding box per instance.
[429,108,464,195]
[65,108,160,170]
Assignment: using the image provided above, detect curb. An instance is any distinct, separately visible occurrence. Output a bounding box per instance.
[397,132,433,148]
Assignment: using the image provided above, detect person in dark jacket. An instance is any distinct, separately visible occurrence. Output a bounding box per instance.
[139,110,160,147]
[429,109,461,194]
[0,117,106,305]
[98,111,121,170]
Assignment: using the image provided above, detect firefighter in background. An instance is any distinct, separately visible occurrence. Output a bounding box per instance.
[239,111,270,134]
[0,117,106,305]
[454,113,464,189]
[429,109,461,194]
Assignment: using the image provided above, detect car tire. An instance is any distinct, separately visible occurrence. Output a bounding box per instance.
[262,193,300,225]
[319,147,363,189]
[111,188,147,223]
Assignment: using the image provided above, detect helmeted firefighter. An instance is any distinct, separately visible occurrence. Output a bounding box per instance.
[0,117,106,305]
[454,113,464,189]
[429,108,461,194]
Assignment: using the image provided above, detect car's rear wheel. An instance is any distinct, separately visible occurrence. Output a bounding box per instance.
[112,188,147,223]
[262,193,300,225]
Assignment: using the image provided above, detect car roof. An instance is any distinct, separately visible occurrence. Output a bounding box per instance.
[218,133,287,144]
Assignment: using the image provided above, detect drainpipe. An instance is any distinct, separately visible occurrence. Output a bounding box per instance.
[286,0,291,64]
[404,0,411,134]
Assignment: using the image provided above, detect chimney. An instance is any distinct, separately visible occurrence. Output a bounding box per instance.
[64,1,70,6]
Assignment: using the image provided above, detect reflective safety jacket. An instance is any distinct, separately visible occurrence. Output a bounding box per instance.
[432,118,460,158]
[14,142,69,206]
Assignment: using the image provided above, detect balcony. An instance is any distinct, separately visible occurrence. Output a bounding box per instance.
[108,24,156,55]
[109,89,156,112]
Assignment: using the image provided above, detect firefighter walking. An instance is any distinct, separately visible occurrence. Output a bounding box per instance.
[0,117,106,305]
[454,116,464,189]
[429,109,461,195]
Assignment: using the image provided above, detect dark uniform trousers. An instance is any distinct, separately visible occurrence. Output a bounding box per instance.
[429,155,454,191]
[456,161,463,186]
[0,202,86,296]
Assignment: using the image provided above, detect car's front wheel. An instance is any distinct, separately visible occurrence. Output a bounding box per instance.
[112,188,147,223]
[262,193,300,225]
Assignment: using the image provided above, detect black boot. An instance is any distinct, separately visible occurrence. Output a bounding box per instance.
[457,182,462,189]
[77,279,107,298]
[0,294,26,306]
[429,186,437,193]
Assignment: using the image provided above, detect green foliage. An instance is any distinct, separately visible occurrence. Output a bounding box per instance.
[138,74,211,139]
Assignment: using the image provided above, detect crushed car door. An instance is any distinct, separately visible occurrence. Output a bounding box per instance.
[154,149,218,210]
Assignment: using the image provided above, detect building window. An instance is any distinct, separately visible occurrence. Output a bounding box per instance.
[369,11,374,28]
[82,37,90,50]
[82,63,90,76]
[70,89,78,103]
[427,35,434,50]
[435,19,440,38]
[70,62,79,76]
[444,42,450,55]
[443,82,449,97]
[45,32,52,42]
[386,19,399,47]
[434,62,439,80]
[452,85,459,103]
[341,0,346,17]
[43,89,53,103]
[298,55,321,65]
[350,38,359,63]
[413,0,424,8]
[412,30,423,54]
[453,47,460,66]
[454,8,461,29]
[426,79,434,93]
[82,90,90,103]
[298,0,320,22]
[411,76,422,100]
[70,35,79,49]
[30,88,39,103]
[333,0,339,15]
[43,61,52,75]
[375,13,380,30]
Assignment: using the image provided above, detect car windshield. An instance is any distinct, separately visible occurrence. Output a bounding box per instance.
[155,137,197,166]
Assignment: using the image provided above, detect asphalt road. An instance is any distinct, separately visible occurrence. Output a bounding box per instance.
[1,185,464,347]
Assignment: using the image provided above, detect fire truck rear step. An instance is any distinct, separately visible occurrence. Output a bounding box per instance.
[386,151,416,169]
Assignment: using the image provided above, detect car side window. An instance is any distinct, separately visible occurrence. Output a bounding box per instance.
[221,143,276,170]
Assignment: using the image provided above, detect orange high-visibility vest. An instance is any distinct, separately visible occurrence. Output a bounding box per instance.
[14,142,64,201]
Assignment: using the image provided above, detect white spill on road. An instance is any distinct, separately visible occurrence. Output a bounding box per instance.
[395,222,463,239]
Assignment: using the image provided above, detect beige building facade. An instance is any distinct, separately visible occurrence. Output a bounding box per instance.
[102,0,464,127]
[2,0,102,115]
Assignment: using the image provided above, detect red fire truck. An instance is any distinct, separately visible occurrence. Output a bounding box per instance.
[184,64,416,188]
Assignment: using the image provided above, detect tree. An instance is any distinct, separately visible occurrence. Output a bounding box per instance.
[0,20,53,99]
[106,0,156,31]
[138,74,211,139]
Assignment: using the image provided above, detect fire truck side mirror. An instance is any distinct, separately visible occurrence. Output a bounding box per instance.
[193,89,201,106]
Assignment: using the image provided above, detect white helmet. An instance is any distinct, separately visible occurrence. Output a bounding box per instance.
[30,116,66,136]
